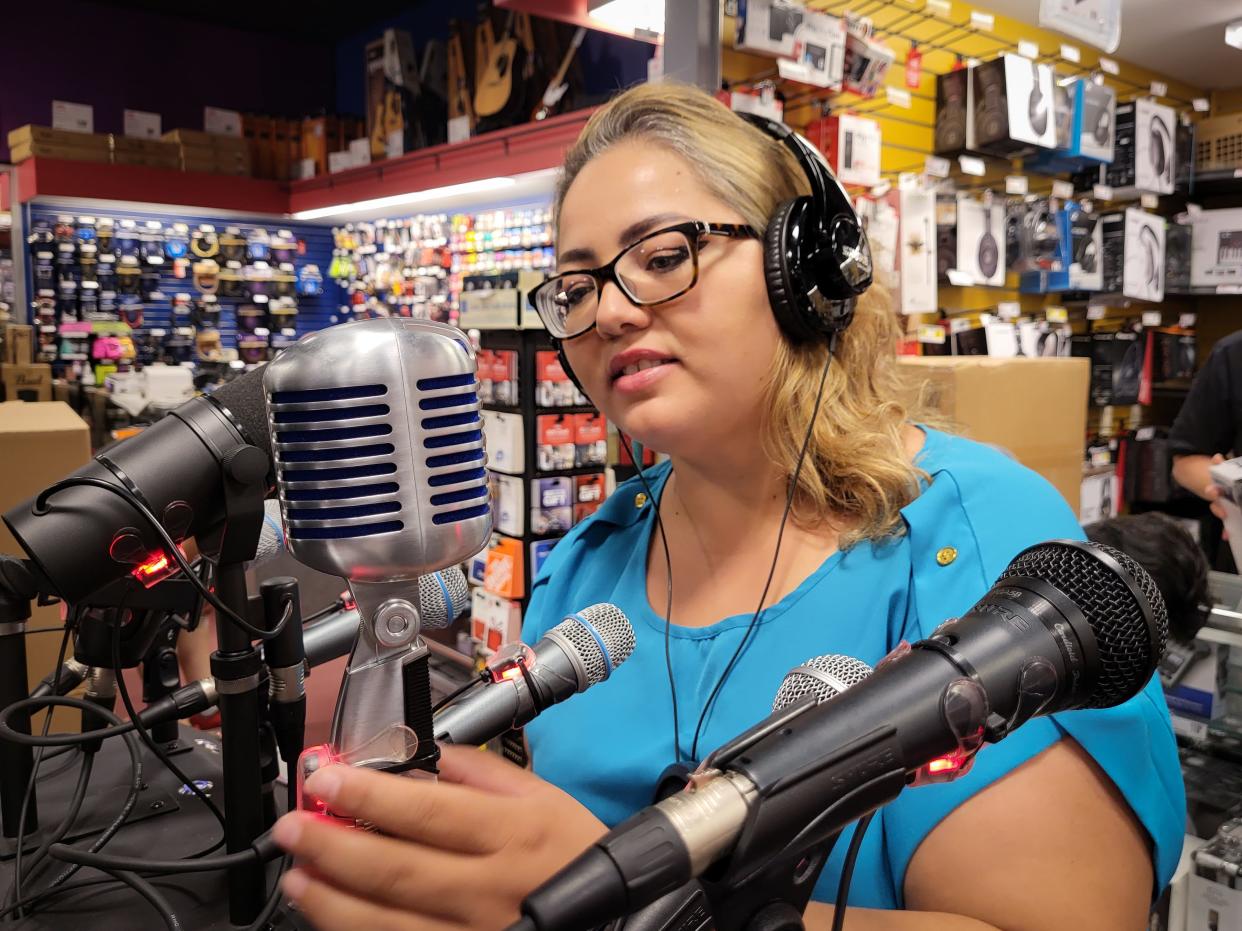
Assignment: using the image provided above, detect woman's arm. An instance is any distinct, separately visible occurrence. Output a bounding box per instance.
[805,738,1151,931]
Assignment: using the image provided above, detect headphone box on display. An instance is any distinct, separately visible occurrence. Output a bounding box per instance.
[1065,204,1104,292]
[954,194,1006,287]
[968,55,1057,155]
[807,113,882,187]
[1026,77,1116,173]
[880,189,938,315]
[934,70,970,157]
[1134,98,1176,195]
[1090,330,1144,406]
[1122,208,1166,303]
[1165,222,1192,294]
[1188,206,1242,288]
[1100,212,1126,294]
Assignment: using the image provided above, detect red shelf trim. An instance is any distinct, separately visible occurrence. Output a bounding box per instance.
[10,108,595,219]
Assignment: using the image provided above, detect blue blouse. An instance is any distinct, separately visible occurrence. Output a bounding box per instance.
[522,427,1184,908]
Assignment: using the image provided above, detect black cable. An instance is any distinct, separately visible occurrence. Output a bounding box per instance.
[102,869,182,931]
[110,617,227,834]
[689,347,834,761]
[18,750,95,891]
[0,875,128,920]
[48,837,278,875]
[831,812,875,931]
[31,477,285,641]
[22,695,143,903]
[302,598,346,625]
[431,674,488,714]
[8,619,73,916]
[617,433,680,763]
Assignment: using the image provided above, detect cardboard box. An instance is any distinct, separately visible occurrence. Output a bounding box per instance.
[968,56,1056,155]
[1190,206,1242,288]
[8,141,111,164]
[2,363,52,402]
[110,136,180,169]
[0,401,91,730]
[896,356,1090,511]
[7,124,110,153]
[161,128,248,152]
[2,324,34,365]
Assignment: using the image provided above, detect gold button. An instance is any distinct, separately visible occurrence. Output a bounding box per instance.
[936,546,957,566]
[634,492,648,508]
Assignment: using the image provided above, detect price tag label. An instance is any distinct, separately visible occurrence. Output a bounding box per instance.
[1005,175,1029,195]
[1179,313,1197,328]
[52,100,94,133]
[1217,285,1242,294]
[997,301,1021,319]
[1018,39,1039,60]
[123,109,161,139]
[946,269,975,286]
[1052,179,1075,199]
[959,155,986,176]
[918,324,947,345]
[1142,310,1163,326]
[1060,43,1081,63]
[448,115,471,144]
[898,172,920,190]
[970,10,994,30]
[1093,184,1114,202]
[203,106,242,137]
[1099,58,1120,75]
[871,179,892,197]
[1194,98,1210,113]
[1046,307,1069,323]
[926,0,951,14]
[1150,81,1168,98]
[1136,426,1156,441]
[1087,305,1107,320]
[886,87,912,109]
[925,155,951,178]
[1141,193,1159,209]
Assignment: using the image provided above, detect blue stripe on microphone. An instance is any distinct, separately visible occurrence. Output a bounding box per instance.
[434,572,452,617]
[571,612,613,679]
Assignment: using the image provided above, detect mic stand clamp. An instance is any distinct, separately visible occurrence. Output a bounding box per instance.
[324,581,440,783]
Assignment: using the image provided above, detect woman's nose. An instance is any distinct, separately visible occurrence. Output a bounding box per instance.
[594,280,652,338]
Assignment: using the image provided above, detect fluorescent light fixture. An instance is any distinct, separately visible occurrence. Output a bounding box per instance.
[1228,19,1242,49]
[588,0,665,37]
[291,176,517,221]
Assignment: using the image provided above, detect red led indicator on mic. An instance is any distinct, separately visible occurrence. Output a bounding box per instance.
[130,546,185,587]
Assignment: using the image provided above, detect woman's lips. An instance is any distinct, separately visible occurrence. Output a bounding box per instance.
[611,359,677,394]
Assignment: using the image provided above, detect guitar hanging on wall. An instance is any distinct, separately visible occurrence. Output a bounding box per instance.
[533,26,587,121]
[474,9,535,133]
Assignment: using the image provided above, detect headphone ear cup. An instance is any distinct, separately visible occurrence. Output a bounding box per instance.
[765,198,815,343]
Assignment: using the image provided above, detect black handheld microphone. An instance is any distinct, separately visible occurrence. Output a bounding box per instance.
[435,604,636,746]
[517,540,1169,931]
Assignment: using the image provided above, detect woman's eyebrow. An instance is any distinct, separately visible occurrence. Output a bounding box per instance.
[557,213,689,267]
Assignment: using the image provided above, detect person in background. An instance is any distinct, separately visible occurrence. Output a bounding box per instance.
[1085,512,1211,645]
[270,82,1182,931]
[1170,329,1242,568]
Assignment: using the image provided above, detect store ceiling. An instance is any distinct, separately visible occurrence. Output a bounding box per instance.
[983,0,1242,89]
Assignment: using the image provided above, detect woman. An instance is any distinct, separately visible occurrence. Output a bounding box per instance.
[273,83,1183,930]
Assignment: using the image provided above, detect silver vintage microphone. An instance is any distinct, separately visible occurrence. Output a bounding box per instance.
[263,317,490,779]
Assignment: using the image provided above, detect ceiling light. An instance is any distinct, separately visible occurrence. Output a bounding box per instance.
[1229,20,1242,49]
[588,0,664,38]
[291,177,518,221]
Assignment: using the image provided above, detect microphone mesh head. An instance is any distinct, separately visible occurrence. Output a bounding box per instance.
[416,567,470,630]
[999,540,1168,709]
[552,604,636,685]
[772,655,873,711]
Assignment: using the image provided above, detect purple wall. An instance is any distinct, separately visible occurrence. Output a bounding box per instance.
[1,2,337,148]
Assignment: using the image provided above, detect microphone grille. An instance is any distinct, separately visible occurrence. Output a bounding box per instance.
[551,604,636,686]
[772,654,872,711]
[1000,540,1168,709]
[416,568,470,630]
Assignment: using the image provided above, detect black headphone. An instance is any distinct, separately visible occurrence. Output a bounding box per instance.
[977,204,999,280]
[553,113,873,392]
[1028,63,1048,137]
[1139,221,1162,293]
[975,68,1006,142]
[936,73,968,153]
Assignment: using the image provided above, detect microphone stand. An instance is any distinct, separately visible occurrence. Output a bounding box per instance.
[0,557,39,843]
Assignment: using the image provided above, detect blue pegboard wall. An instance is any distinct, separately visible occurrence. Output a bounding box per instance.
[23,202,342,353]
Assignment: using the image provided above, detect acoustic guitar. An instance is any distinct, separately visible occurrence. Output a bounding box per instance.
[447,19,475,132]
[474,11,527,123]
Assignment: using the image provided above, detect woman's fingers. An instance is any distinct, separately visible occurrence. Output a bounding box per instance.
[301,765,510,853]
[436,744,539,795]
[281,867,464,931]
[274,813,477,920]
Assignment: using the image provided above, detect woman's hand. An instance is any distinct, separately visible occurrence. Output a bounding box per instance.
[272,745,607,931]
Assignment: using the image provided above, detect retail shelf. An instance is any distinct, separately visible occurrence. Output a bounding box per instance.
[13,158,289,215]
[287,109,594,217]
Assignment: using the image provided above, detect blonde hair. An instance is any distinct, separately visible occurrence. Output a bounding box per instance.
[556,82,930,544]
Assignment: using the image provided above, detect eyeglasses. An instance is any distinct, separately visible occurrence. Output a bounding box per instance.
[527,220,758,340]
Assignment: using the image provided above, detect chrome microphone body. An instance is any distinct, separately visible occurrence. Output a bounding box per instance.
[435,605,636,747]
[263,317,491,777]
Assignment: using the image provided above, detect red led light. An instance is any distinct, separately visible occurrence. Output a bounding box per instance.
[927,755,963,775]
[130,547,184,588]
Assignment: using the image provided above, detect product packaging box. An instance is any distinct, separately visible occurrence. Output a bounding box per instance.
[1065,204,1104,291]
[880,189,938,314]
[954,195,1006,287]
[2,324,34,365]
[471,587,522,654]
[490,472,524,537]
[1090,330,1144,406]
[536,414,576,472]
[934,69,969,157]
[1165,222,1192,293]
[535,350,576,407]
[968,55,1056,155]
[1075,79,1116,163]
[1134,97,1176,195]
[0,402,91,730]
[7,125,111,164]
[1122,208,1165,303]
[2,363,52,402]
[895,356,1090,511]
[1190,207,1242,289]
[806,113,881,187]
[481,409,524,475]
[573,413,607,468]
[531,476,573,536]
